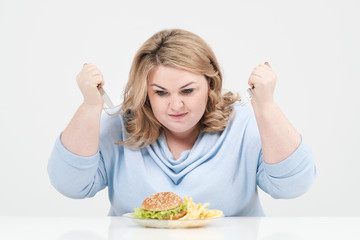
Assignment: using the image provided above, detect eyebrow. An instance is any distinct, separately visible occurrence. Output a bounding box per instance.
[150,82,195,90]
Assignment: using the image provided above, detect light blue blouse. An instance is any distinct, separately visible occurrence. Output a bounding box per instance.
[48,103,316,216]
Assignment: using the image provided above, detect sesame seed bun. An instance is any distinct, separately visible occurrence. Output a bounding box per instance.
[141,192,183,211]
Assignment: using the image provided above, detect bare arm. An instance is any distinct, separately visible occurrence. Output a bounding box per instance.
[248,63,301,164]
[61,63,105,157]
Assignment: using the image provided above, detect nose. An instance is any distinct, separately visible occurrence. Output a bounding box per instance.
[169,95,184,111]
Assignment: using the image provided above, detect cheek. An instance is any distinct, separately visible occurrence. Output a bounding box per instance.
[149,96,166,115]
[199,89,209,107]
[190,92,208,112]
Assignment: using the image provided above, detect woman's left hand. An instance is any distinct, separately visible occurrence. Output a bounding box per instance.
[248,62,278,107]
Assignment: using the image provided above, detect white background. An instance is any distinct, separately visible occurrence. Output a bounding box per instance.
[0,0,359,216]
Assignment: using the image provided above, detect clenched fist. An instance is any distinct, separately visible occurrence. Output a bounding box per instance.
[76,63,105,106]
[248,62,278,107]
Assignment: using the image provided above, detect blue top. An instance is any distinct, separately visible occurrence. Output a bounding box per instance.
[47,103,316,216]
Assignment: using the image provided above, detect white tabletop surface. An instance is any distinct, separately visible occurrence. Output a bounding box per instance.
[1,216,359,240]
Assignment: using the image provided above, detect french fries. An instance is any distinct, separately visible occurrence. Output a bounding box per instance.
[179,196,223,220]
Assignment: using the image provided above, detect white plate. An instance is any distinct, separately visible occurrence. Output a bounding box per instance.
[123,213,223,228]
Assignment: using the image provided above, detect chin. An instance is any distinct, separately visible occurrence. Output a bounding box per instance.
[165,124,198,135]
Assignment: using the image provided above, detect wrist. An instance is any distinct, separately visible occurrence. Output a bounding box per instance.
[251,98,276,111]
[80,102,104,112]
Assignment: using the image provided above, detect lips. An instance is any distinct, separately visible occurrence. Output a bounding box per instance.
[169,113,187,119]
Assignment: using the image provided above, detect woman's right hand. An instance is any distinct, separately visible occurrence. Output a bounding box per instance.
[76,63,105,106]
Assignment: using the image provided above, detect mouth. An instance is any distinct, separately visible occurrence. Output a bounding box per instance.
[169,113,188,119]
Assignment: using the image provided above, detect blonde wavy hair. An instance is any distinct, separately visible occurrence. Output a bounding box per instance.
[119,29,239,148]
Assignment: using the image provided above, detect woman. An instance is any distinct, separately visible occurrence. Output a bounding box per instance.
[48,29,316,216]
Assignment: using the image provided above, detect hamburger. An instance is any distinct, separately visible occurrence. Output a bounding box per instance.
[132,192,187,220]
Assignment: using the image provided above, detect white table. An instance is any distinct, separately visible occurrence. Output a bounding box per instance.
[1,216,359,240]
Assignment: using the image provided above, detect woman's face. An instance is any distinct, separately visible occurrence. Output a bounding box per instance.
[147,65,208,136]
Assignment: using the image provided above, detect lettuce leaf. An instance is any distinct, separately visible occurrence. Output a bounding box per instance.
[132,203,187,219]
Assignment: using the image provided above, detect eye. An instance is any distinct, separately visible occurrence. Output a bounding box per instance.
[155,90,167,96]
[182,89,193,94]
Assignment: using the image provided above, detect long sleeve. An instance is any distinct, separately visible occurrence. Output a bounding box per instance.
[47,135,108,199]
[256,136,316,199]
[47,103,316,216]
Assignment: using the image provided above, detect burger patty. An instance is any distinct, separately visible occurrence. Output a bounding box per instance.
[161,210,187,220]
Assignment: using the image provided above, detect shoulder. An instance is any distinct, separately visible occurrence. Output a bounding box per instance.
[99,106,126,142]
[227,102,260,143]
[230,102,255,125]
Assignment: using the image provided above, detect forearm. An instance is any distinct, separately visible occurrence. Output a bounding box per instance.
[252,101,301,164]
[61,103,103,157]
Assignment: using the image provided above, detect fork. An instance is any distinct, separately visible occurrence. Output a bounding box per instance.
[98,86,115,109]
[239,87,254,106]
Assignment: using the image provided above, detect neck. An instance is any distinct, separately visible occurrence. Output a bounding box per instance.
[164,126,200,158]
[164,126,199,143]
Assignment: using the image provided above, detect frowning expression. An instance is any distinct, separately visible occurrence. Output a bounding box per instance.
[147,65,209,135]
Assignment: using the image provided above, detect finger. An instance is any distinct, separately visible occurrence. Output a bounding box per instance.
[256,64,273,72]
[95,78,105,88]
[90,70,103,76]
[251,67,271,78]
[261,63,274,74]
[88,69,103,77]
[252,64,269,74]
[83,63,97,71]
[248,75,262,86]
[82,65,96,74]
[254,65,276,79]
[87,77,104,89]
[83,62,96,68]
[97,81,105,88]
[250,72,263,79]
[92,75,104,83]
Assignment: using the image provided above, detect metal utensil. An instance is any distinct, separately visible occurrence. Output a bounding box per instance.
[98,86,115,109]
[239,87,254,106]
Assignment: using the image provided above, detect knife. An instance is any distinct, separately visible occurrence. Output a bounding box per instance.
[98,86,115,109]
